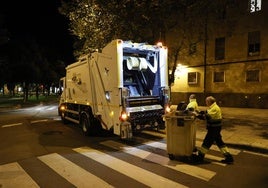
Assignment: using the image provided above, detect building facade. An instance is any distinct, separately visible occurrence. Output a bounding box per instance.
[166,0,268,108]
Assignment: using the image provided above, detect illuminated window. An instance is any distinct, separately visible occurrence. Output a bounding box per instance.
[248,31,260,56]
[246,69,260,82]
[215,37,225,60]
[249,0,262,13]
[213,71,225,83]
[188,72,198,84]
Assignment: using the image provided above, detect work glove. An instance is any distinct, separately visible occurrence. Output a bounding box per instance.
[196,111,206,120]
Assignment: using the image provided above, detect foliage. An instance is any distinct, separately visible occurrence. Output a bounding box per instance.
[59,0,190,57]
[59,0,114,56]
[60,0,241,86]
[0,1,72,98]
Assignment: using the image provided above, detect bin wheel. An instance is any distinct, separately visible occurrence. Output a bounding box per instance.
[168,154,175,160]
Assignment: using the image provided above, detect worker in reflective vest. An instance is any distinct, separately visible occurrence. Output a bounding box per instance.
[186,94,199,112]
[193,96,234,164]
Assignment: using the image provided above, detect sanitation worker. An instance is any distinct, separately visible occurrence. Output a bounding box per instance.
[186,94,199,112]
[193,96,234,164]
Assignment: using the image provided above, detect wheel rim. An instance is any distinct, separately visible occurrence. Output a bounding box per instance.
[82,116,89,133]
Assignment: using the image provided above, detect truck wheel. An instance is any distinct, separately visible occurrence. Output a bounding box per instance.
[81,114,91,136]
[92,118,103,135]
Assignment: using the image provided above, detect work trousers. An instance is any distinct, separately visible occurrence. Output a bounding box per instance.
[202,126,226,149]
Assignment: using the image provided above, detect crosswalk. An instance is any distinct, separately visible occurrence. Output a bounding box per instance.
[0,136,241,188]
[0,162,39,188]
[38,153,113,188]
[100,140,216,181]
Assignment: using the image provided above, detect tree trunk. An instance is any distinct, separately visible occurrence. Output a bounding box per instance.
[24,82,29,102]
[35,84,39,100]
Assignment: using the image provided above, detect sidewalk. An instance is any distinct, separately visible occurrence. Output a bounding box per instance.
[196,106,268,154]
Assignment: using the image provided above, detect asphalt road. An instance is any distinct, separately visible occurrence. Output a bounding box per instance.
[0,104,268,188]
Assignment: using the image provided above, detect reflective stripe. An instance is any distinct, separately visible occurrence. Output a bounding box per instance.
[199,146,209,154]
[220,146,230,154]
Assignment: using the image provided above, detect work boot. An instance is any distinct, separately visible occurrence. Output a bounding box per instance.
[221,153,234,164]
[191,151,204,163]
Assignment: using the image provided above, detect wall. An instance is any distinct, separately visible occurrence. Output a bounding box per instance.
[167,1,268,109]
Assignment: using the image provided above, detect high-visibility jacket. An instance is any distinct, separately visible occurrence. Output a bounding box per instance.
[186,99,199,111]
[206,102,222,126]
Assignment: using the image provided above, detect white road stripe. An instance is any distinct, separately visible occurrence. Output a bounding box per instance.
[30,119,48,124]
[195,140,241,155]
[0,162,39,188]
[140,130,241,155]
[74,147,188,188]
[130,139,227,166]
[101,140,216,181]
[145,140,228,166]
[2,122,23,128]
[141,140,166,150]
[38,153,113,188]
[243,150,268,158]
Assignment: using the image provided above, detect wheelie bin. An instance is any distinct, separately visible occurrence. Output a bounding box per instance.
[164,110,196,160]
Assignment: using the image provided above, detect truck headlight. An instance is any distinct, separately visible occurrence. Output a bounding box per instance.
[119,111,129,121]
[60,105,65,111]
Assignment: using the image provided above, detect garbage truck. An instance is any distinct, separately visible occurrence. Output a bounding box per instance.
[58,39,170,139]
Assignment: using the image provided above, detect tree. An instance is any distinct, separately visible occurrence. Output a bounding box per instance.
[6,35,47,100]
[59,0,202,88]
[0,13,9,94]
[59,0,240,87]
[59,0,115,56]
[59,0,188,57]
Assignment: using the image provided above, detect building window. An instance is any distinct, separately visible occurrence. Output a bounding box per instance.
[249,0,262,13]
[213,71,225,83]
[188,72,198,84]
[215,37,225,60]
[189,43,197,55]
[246,69,260,82]
[248,31,260,56]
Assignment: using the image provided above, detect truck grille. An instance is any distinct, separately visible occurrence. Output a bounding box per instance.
[129,109,164,123]
[126,96,160,107]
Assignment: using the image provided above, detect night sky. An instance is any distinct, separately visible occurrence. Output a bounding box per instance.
[0,0,74,64]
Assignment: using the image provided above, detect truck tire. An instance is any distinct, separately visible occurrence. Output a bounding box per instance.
[81,114,91,136]
[92,118,103,135]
